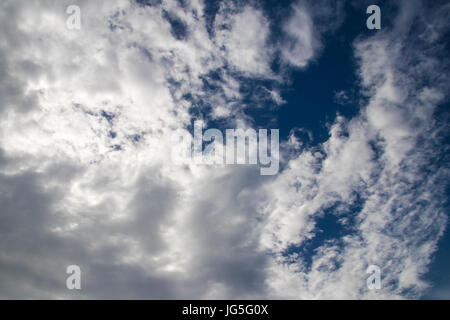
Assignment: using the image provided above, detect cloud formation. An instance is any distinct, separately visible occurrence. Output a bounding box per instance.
[0,0,448,299]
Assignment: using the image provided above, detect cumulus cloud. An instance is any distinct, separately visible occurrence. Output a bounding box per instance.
[214,4,273,76]
[0,0,448,300]
[279,0,344,68]
[280,1,317,68]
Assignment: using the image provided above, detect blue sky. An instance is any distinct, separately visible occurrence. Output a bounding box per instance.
[0,0,449,299]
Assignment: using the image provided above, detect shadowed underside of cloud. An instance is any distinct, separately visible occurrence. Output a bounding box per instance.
[0,0,449,299]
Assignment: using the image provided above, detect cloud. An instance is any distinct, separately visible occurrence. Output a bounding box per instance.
[280,1,317,68]
[259,0,450,299]
[279,0,344,68]
[0,0,280,299]
[0,0,448,300]
[333,90,352,105]
[214,4,274,77]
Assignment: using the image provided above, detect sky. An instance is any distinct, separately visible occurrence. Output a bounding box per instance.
[0,0,449,299]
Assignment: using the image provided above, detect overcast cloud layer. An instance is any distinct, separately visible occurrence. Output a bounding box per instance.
[0,0,449,299]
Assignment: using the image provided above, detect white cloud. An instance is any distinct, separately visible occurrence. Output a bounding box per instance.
[280,1,317,68]
[214,4,273,77]
[279,0,344,69]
